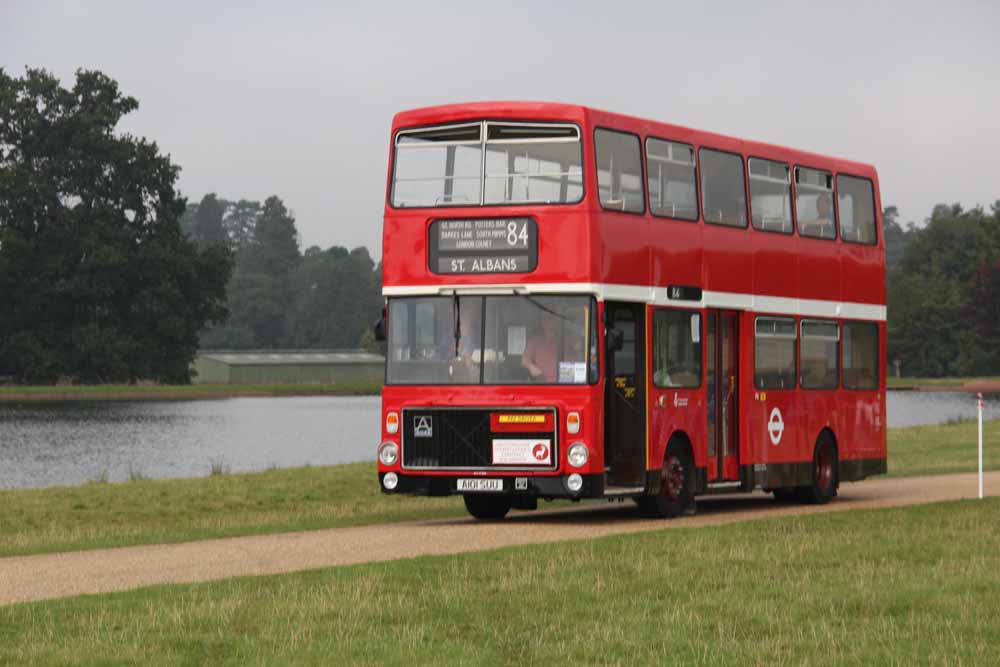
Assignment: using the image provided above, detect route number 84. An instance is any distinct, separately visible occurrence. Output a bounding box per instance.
[507,221,528,247]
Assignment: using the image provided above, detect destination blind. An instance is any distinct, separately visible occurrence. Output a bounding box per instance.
[428,217,538,275]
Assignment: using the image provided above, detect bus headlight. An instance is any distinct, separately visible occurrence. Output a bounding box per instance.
[383,472,399,490]
[566,473,584,493]
[378,442,399,466]
[568,443,589,468]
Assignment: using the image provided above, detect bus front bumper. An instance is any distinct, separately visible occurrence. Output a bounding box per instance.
[378,471,604,498]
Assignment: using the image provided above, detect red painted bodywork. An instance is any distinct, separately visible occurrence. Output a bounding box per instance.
[378,101,886,492]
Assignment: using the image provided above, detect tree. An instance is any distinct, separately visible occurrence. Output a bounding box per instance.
[886,202,1000,377]
[288,246,382,349]
[0,68,233,383]
[223,199,259,249]
[882,205,915,271]
[192,193,227,244]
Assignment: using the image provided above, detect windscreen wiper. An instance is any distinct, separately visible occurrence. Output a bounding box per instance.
[453,293,461,359]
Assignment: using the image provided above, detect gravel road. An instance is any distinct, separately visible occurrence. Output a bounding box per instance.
[2,471,996,606]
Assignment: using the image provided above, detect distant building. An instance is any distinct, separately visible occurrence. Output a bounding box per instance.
[192,349,384,385]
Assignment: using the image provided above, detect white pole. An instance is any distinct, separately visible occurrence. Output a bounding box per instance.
[978,392,984,500]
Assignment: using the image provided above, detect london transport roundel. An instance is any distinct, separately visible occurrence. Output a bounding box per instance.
[532,443,549,461]
[768,407,785,446]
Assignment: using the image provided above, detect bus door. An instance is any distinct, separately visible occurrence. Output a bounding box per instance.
[706,310,740,482]
[604,302,646,487]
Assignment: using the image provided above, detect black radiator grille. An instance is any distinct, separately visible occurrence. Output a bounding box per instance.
[402,408,557,470]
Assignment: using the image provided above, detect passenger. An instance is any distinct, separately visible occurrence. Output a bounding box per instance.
[802,192,834,238]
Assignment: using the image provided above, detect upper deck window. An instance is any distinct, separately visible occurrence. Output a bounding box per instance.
[484,124,583,205]
[837,174,877,245]
[595,129,645,213]
[700,149,747,227]
[795,167,836,239]
[646,138,698,221]
[390,122,583,208]
[748,158,792,234]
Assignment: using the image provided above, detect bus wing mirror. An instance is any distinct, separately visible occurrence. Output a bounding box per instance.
[373,308,387,342]
[606,328,623,353]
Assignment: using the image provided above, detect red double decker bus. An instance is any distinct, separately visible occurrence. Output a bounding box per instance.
[376,102,886,520]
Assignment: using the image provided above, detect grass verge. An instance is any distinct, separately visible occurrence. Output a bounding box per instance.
[1,417,996,560]
[0,463,462,559]
[887,375,1000,390]
[0,382,381,402]
[888,416,1000,477]
[1,499,998,665]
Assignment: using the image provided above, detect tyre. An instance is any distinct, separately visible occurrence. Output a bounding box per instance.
[463,494,511,520]
[798,433,838,504]
[639,441,696,518]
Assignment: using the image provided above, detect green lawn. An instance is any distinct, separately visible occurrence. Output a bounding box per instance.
[1,417,997,559]
[887,376,1000,389]
[0,463,462,558]
[0,382,381,401]
[2,499,998,665]
[888,416,1000,477]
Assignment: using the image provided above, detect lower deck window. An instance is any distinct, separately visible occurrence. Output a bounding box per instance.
[800,320,839,389]
[755,317,796,389]
[653,309,701,387]
[843,322,879,389]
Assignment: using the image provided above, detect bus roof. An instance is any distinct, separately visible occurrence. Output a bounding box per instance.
[391,101,877,179]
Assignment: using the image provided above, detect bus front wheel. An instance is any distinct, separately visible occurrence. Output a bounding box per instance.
[639,441,695,518]
[463,494,511,520]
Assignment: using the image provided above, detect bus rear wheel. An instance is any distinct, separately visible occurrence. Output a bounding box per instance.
[639,441,695,518]
[799,434,838,504]
[463,494,511,520]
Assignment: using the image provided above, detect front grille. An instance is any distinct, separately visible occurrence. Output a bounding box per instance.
[402,407,557,470]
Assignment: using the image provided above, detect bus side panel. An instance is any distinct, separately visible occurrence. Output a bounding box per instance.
[797,239,841,305]
[595,211,649,288]
[799,388,839,463]
[702,223,753,303]
[752,229,799,305]
[647,383,706,477]
[742,312,802,485]
[650,218,702,297]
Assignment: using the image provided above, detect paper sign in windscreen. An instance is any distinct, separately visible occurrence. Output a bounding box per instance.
[507,326,526,355]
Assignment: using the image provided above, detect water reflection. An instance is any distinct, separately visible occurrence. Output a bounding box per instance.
[887,391,998,427]
[0,391,996,489]
[0,396,379,489]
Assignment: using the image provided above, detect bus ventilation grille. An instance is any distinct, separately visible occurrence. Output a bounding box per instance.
[401,408,556,470]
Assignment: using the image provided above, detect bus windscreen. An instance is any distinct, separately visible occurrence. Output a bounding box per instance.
[386,295,597,385]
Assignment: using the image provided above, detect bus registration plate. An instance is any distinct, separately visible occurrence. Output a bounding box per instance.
[457,478,504,492]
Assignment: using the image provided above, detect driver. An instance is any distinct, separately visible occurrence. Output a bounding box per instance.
[521,312,559,382]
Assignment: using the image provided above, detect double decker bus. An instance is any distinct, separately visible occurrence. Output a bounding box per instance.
[376,102,886,520]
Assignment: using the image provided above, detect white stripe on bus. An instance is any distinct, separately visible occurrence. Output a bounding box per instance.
[381,283,886,322]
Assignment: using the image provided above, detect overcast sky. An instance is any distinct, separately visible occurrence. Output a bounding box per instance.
[3,0,998,257]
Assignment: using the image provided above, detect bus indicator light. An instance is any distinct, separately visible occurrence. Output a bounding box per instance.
[385,412,399,434]
[567,412,581,434]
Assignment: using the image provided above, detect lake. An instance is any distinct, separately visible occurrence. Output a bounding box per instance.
[1,391,996,489]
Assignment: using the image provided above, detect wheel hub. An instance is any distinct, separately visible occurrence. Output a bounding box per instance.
[663,455,684,500]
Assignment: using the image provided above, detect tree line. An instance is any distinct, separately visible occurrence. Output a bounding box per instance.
[0,68,231,384]
[2,67,996,384]
[885,202,1000,377]
[180,194,382,352]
